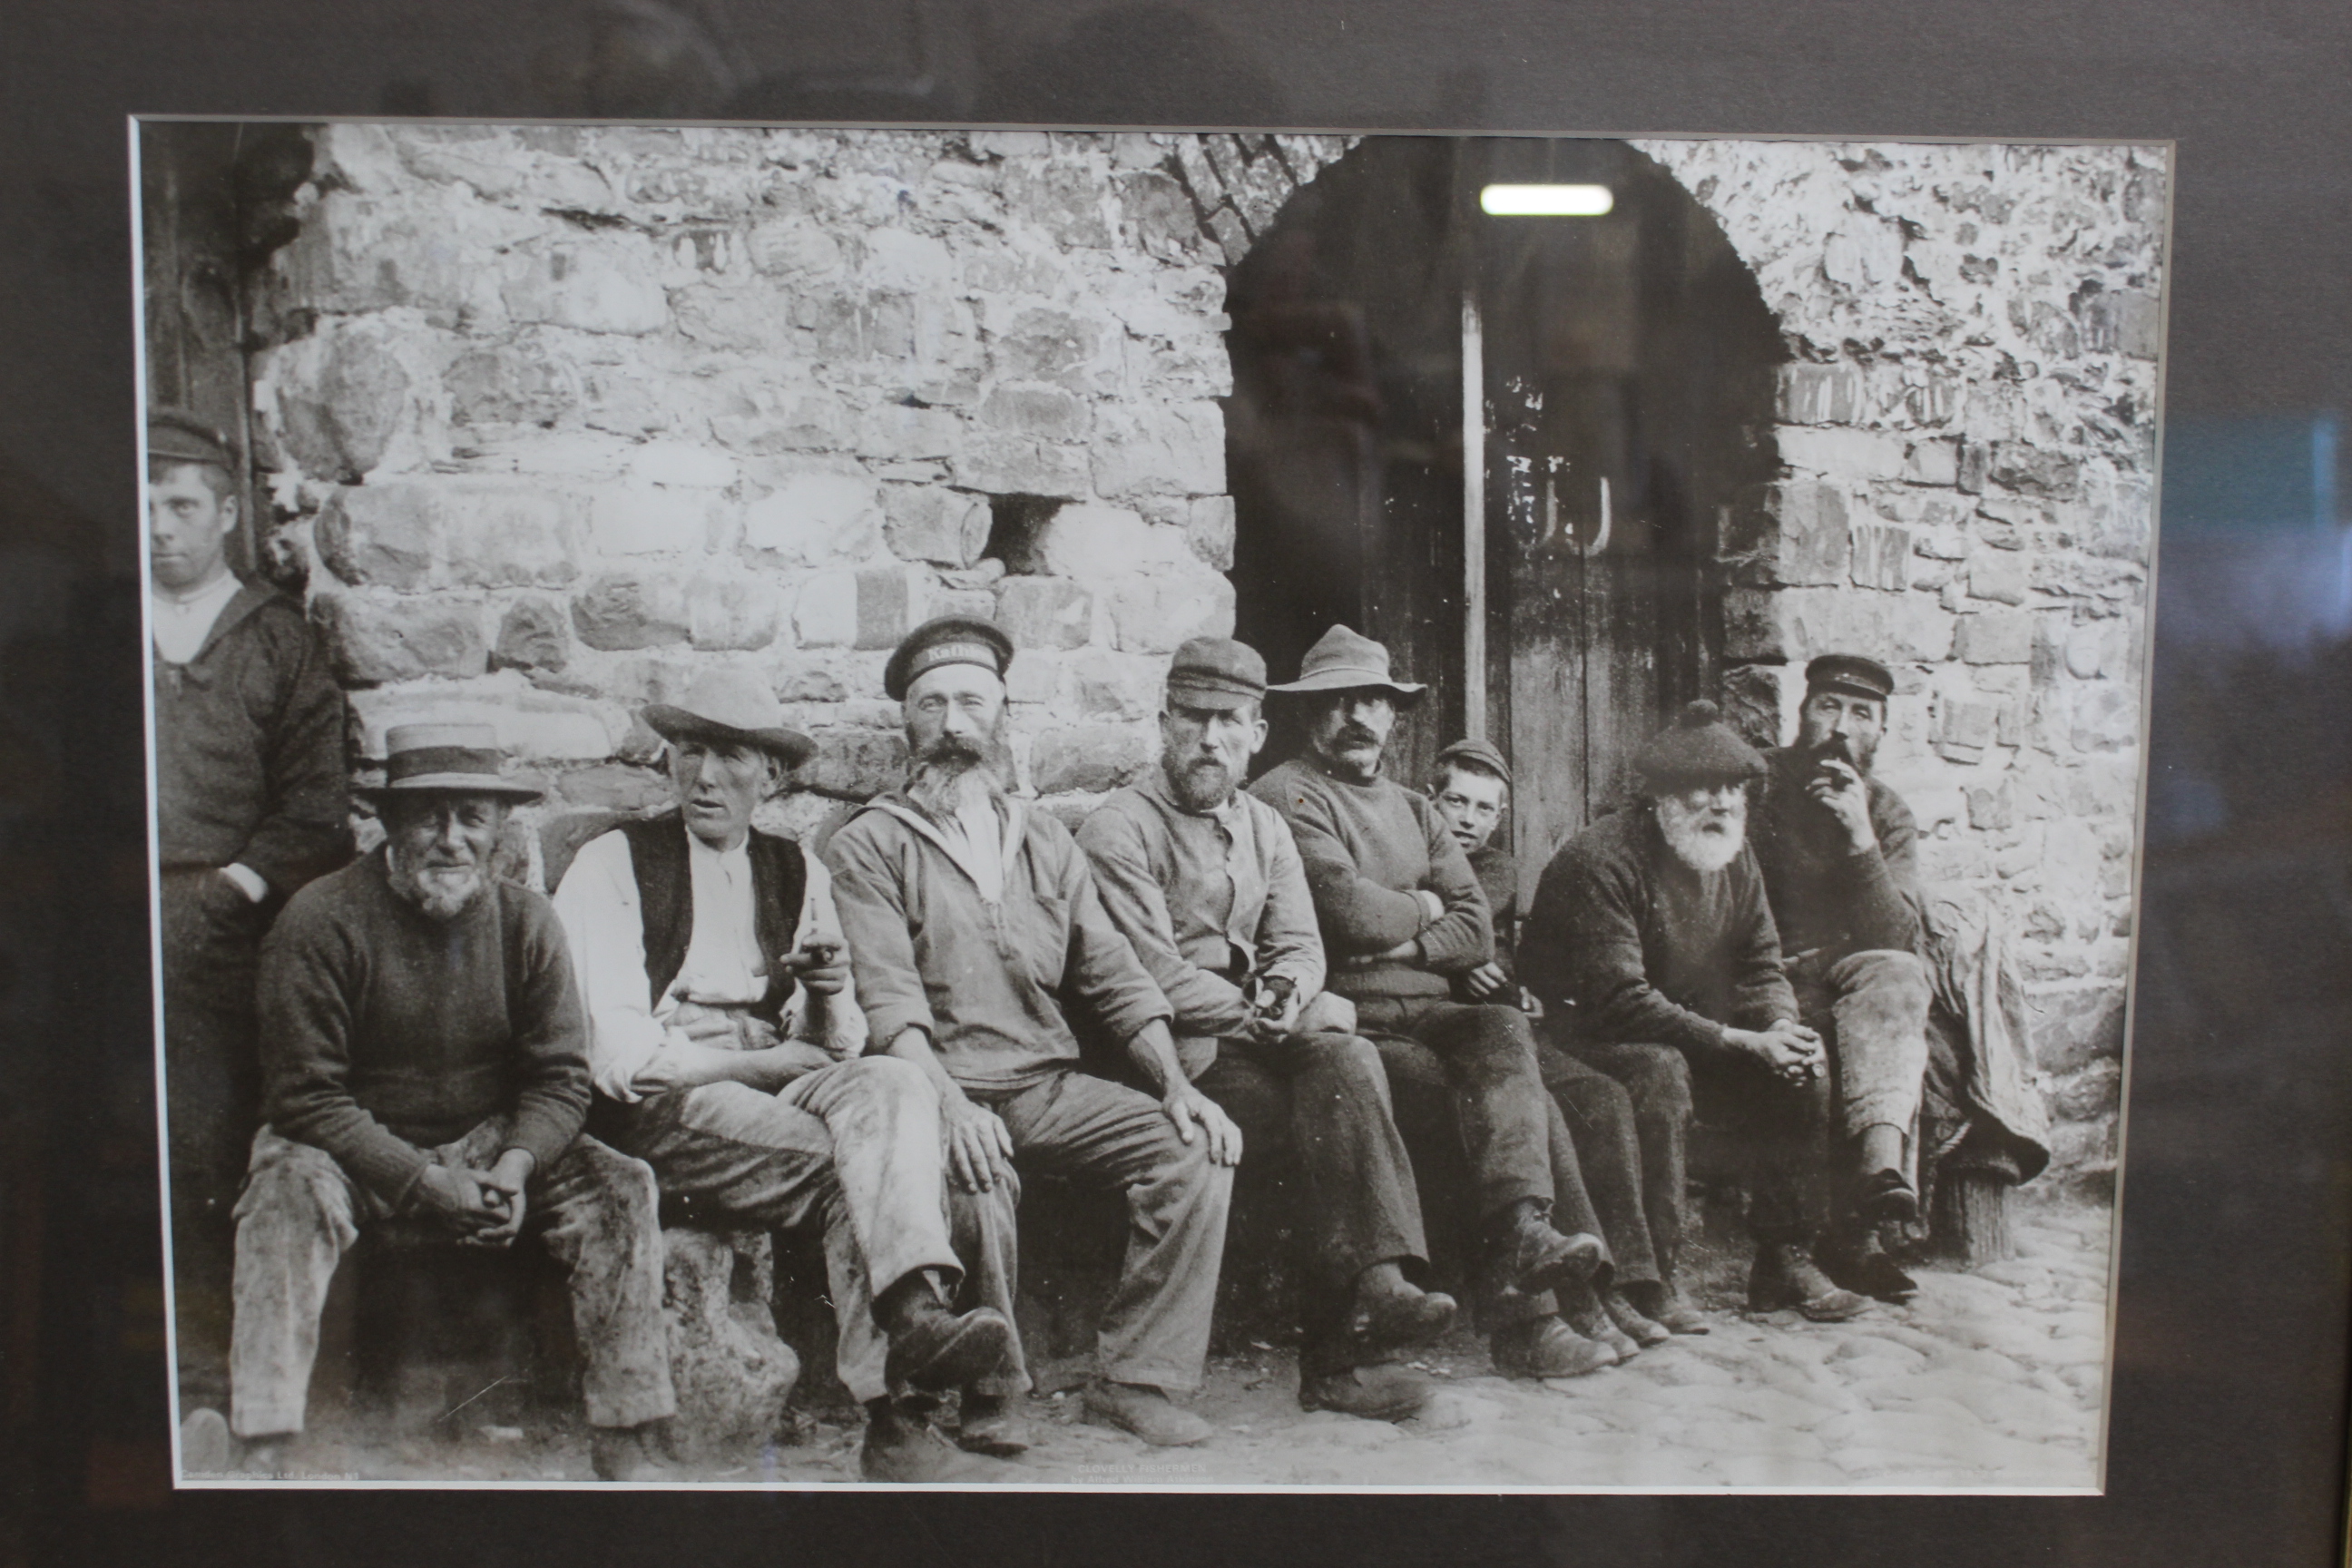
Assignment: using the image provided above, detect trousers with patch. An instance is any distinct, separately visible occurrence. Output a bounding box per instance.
[230,1121,674,1438]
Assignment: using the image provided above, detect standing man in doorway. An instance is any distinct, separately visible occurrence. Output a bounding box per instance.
[148,408,350,1462]
[1250,625,1617,1380]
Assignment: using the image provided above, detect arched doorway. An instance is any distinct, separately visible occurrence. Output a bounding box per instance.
[1226,136,1783,894]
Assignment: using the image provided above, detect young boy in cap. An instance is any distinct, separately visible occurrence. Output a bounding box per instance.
[551,668,1022,1481]
[147,407,350,1450]
[227,726,672,1480]
[1749,652,1934,1301]
[1521,701,1866,1325]
[1079,636,1455,1423]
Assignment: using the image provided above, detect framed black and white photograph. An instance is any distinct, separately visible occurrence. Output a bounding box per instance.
[138,118,2162,1492]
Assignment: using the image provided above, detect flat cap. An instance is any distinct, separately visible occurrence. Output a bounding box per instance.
[1632,700,1767,790]
[1435,737,1513,788]
[147,407,238,470]
[1165,635,1268,712]
[883,614,1015,701]
[1805,652,1895,703]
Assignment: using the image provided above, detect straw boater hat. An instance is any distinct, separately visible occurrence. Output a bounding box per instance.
[642,667,817,767]
[1266,624,1426,703]
[358,723,544,804]
[1631,701,1767,792]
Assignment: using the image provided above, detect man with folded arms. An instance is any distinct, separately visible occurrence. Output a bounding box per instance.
[553,669,1020,1481]
[827,617,1239,1449]
[1521,701,1866,1324]
[227,726,674,1481]
[1749,653,1934,1303]
[1250,624,1614,1380]
[1079,636,1456,1422]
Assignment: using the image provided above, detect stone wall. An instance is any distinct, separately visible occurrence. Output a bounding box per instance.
[1635,140,2167,1178]
[241,126,2161,1178]
[250,124,1348,863]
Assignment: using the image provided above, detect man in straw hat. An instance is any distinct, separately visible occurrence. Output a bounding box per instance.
[552,668,1022,1481]
[1250,625,1619,1381]
[146,407,350,1450]
[827,617,1239,1450]
[1077,636,1455,1424]
[1521,700,1867,1324]
[224,725,676,1480]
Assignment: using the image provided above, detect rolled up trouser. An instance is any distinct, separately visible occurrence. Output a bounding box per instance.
[1192,1031,1427,1378]
[1792,949,1934,1149]
[230,1122,675,1438]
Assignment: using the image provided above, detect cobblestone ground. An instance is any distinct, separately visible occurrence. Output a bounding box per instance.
[251,1191,2110,1490]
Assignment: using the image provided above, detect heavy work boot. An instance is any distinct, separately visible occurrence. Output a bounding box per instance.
[1299,1362,1435,1422]
[862,1397,992,1482]
[1490,1200,1604,1298]
[1748,1242,1867,1322]
[877,1272,1015,1395]
[954,1392,1034,1457]
[1491,1314,1614,1379]
[1341,1261,1457,1356]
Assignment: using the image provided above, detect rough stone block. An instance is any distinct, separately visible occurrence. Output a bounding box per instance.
[1957,440,1990,495]
[2069,682,2138,754]
[1722,584,1952,663]
[573,572,691,651]
[1031,723,1153,796]
[1956,610,2034,664]
[1932,698,1997,764]
[1967,551,2031,605]
[276,329,414,480]
[995,576,1095,649]
[1034,505,1157,579]
[661,1228,799,1465]
[1776,363,1863,426]
[979,386,1090,443]
[1764,481,1850,586]
[793,571,858,648]
[593,487,720,556]
[348,680,612,762]
[854,564,923,651]
[1106,572,1237,655]
[2028,984,2125,1075]
[491,595,570,671]
[502,238,668,335]
[711,391,853,455]
[1117,169,1205,262]
[1772,426,1906,481]
[318,593,488,686]
[1966,781,2014,831]
[1903,438,1960,486]
[948,430,1090,499]
[446,340,580,429]
[1848,523,1911,591]
[858,228,955,294]
[1092,404,1225,499]
[687,574,781,651]
[860,403,963,462]
[748,219,842,279]
[628,442,739,489]
[1186,495,1237,570]
[1074,650,1166,720]
[881,485,991,568]
[2081,289,2161,360]
[1988,442,2081,498]
[988,307,1100,387]
[743,473,882,564]
[317,484,437,590]
[803,729,907,799]
[1003,162,1114,250]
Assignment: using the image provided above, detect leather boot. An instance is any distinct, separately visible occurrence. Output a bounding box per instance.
[862,1398,992,1482]
[1343,1267,1457,1355]
[878,1276,1016,1395]
[1602,1289,1673,1348]
[1491,1202,1605,1297]
[1824,1230,1919,1304]
[1083,1379,1213,1446]
[1853,1167,1921,1226]
[955,1392,1034,1457]
[1491,1315,1615,1378]
[1562,1283,1641,1360]
[1299,1362,1434,1422]
[1638,1282,1711,1336]
[1748,1242,1867,1322]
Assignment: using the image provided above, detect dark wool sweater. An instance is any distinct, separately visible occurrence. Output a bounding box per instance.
[153,582,350,895]
[1750,747,1923,964]
[1249,755,1491,999]
[1467,843,1520,980]
[1520,806,1797,1055]
[258,850,591,1203]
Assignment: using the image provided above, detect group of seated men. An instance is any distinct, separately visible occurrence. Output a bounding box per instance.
[155,392,1986,1486]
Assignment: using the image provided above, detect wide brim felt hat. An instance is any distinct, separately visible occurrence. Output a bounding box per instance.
[356,723,545,804]
[641,667,817,766]
[1265,623,1426,701]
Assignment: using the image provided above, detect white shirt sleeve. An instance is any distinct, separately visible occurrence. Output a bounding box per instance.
[782,854,870,1057]
[551,830,671,1103]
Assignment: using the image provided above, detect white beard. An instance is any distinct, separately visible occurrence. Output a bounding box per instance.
[1656,794,1747,874]
[387,848,490,922]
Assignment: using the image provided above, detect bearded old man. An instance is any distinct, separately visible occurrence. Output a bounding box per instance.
[1520,701,1867,1324]
[1748,654,1936,1302]
[551,669,1021,1481]
[1250,625,1622,1380]
[225,727,674,1481]
[825,617,1239,1449]
[1077,636,1455,1424]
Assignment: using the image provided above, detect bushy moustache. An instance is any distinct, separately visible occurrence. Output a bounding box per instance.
[916,732,987,766]
[1334,726,1381,749]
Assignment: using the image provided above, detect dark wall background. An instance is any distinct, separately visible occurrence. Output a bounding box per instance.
[3,3,2348,1565]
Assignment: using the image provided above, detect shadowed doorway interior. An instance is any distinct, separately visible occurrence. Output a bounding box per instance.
[1226,135,1782,896]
